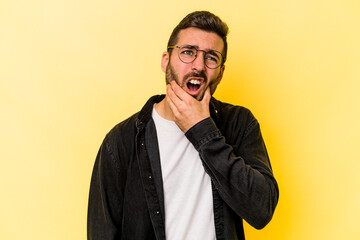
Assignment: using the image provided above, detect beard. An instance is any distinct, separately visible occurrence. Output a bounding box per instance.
[165,62,220,101]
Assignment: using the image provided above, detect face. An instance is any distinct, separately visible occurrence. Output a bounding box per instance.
[161,27,225,100]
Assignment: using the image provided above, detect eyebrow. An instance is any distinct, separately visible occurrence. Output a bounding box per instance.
[182,44,221,53]
[182,44,198,49]
[207,50,220,57]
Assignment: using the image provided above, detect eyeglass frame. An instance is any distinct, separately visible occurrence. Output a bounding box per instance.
[167,45,226,69]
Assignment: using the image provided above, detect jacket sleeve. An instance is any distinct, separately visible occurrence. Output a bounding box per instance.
[87,136,124,240]
[185,116,279,229]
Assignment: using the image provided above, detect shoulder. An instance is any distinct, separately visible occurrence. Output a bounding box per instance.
[103,94,165,149]
[211,98,257,125]
[104,112,139,149]
[211,98,259,144]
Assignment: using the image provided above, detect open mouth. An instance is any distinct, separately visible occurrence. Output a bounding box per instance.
[187,79,202,92]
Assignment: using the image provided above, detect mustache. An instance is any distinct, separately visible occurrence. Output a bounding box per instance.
[183,72,207,82]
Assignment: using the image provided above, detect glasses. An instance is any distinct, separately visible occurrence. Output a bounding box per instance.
[167,45,225,69]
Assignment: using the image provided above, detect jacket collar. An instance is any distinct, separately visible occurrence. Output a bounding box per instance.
[136,95,165,132]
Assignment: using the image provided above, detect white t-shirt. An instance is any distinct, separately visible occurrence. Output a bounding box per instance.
[152,106,216,240]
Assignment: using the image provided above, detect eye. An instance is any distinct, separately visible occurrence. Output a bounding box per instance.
[205,53,219,63]
[181,48,195,56]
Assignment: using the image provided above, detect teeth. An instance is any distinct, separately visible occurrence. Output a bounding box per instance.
[189,79,201,85]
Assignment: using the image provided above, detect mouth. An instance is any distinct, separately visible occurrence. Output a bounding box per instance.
[186,78,204,96]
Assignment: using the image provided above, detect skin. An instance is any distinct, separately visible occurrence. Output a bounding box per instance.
[155,27,226,132]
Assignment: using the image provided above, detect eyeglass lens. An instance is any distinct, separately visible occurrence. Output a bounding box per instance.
[178,46,222,69]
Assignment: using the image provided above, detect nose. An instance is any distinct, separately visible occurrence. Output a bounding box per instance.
[191,51,206,72]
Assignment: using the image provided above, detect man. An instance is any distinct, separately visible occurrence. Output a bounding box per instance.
[88,11,279,240]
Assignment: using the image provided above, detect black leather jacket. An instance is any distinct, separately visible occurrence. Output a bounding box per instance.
[88,95,279,240]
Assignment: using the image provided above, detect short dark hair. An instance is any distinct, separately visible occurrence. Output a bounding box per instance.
[167,11,229,64]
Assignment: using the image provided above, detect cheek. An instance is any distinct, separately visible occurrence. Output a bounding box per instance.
[209,70,221,82]
[208,72,222,93]
[172,65,188,80]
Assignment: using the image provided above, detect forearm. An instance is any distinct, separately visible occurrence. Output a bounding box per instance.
[185,117,279,229]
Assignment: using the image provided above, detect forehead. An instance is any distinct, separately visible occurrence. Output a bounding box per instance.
[176,27,224,53]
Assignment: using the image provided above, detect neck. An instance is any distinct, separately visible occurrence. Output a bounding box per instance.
[155,96,175,121]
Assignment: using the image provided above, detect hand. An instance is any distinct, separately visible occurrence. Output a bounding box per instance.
[166,81,211,132]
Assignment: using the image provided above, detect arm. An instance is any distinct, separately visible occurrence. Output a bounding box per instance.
[87,137,124,239]
[185,116,279,229]
[166,81,278,229]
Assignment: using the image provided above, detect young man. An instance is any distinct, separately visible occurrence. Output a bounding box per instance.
[88,11,279,240]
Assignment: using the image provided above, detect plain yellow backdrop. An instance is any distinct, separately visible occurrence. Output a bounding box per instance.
[1,0,360,239]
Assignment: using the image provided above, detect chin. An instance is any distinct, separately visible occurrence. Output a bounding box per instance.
[195,93,204,101]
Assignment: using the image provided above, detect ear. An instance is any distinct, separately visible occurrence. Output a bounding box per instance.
[161,52,169,72]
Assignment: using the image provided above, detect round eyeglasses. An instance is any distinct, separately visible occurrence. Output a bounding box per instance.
[167,45,225,69]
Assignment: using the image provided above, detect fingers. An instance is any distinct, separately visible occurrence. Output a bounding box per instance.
[167,83,183,107]
[169,80,190,101]
[166,81,210,132]
[166,90,180,116]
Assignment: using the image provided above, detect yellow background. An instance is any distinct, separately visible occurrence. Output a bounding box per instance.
[1,0,360,239]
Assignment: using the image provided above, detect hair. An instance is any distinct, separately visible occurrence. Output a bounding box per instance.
[167,11,229,64]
